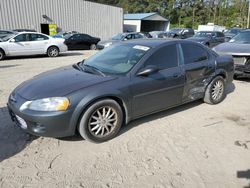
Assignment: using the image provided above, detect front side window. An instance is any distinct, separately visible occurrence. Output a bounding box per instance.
[181,43,208,64]
[144,44,178,69]
[83,44,150,75]
[14,34,29,42]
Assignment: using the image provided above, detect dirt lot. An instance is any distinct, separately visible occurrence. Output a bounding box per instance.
[0,51,250,188]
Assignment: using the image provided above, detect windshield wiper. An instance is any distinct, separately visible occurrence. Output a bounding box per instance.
[73,62,84,71]
[83,64,106,76]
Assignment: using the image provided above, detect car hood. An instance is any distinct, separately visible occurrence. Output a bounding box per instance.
[98,39,120,45]
[15,66,117,100]
[186,37,209,43]
[213,42,250,55]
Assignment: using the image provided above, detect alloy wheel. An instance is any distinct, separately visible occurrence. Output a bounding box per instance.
[88,106,118,138]
[211,80,224,101]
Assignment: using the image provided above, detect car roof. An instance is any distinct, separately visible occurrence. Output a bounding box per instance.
[0,29,15,32]
[122,38,184,48]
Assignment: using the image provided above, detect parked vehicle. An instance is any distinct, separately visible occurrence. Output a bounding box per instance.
[8,39,234,143]
[0,30,16,39]
[213,30,250,78]
[0,32,67,60]
[224,28,244,42]
[149,31,168,38]
[167,28,194,39]
[97,32,147,49]
[64,33,100,50]
[52,31,78,38]
[13,29,37,32]
[186,31,225,48]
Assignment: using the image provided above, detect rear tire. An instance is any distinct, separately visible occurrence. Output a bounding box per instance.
[47,46,59,57]
[204,76,226,104]
[0,50,5,61]
[90,44,97,50]
[78,99,123,143]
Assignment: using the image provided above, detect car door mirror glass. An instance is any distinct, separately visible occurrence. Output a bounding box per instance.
[137,66,159,77]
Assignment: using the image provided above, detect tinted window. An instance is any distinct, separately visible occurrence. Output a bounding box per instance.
[125,34,133,40]
[134,34,143,39]
[80,34,91,40]
[145,44,178,69]
[181,43,208,64]
[217,32,224,37]
[30,34,49,41]
[14,34,29,42]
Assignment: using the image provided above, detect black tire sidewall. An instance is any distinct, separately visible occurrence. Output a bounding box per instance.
[0,50,4,60]
[78,99,123,143]
[207,76,226,104]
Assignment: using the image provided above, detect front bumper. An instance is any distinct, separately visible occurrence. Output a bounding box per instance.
[7,93,76,138]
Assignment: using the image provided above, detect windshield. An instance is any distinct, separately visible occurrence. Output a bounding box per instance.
[111,33,125,40]
[225,29,240,34]
[229,32,250,44]
[194,32,213,38]
[1,34,16,42]
[83,44,150,75]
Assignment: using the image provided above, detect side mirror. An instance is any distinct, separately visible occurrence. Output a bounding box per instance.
[123,38,128,41]
[137,65,159,77]
[9,38,16,42]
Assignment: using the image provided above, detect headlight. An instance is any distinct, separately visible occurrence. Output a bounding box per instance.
[104,42,112,48]
[20,97,70,112]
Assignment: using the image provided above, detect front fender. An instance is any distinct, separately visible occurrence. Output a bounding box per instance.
[68,88,131,134]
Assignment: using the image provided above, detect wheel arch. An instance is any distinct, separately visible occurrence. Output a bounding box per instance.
[73,95,129,134]
[0,47,6,55]
[47,45,60,53]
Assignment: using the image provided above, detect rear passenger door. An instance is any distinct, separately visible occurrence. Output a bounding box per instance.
[29,34,49,54]
[180,43,215,102]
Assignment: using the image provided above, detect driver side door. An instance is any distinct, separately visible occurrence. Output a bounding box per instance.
[130,44,185,118]
[7,34,31,56]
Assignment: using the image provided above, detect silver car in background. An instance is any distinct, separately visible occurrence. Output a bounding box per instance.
[0,32,68,60]
[213,30,250,78]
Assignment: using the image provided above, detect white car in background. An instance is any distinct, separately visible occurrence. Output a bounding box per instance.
[0,32,68,60]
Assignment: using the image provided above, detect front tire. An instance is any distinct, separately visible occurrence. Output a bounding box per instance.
[78,99,123,143]
[47,46,59,57]
[204,76,226,104]
[0,50,5,61]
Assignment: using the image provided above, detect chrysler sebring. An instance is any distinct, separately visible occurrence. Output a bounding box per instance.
[8,39,234,143]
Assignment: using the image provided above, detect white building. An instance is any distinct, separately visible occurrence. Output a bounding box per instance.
[124,13,169,32]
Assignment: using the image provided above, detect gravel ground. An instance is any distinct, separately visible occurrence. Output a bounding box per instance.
[0,51,250,188]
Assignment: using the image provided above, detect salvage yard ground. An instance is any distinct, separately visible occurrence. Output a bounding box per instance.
[0,51,250,188]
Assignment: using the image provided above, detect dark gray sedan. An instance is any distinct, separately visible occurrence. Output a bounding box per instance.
[187,31,225,48]
[213,30,250,78]
[8,39,234,143]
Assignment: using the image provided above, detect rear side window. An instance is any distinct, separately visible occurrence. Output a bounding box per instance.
[145,44,178,69]
[217,32,224,37]
[181,43,208,64]
[30,34,49,41]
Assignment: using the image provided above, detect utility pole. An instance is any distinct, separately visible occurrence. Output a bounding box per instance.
[248,0,250,28]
